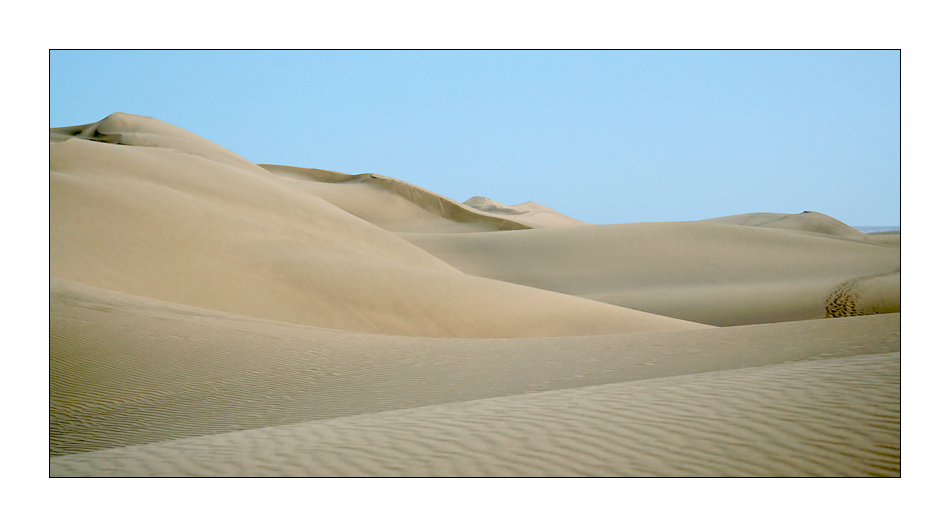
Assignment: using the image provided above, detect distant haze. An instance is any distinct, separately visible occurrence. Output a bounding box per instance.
[49,50,899,226]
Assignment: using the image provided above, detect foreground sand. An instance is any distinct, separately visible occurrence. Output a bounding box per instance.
[51,279,898,476]
[51,352,898,477]
[50,113,899,476]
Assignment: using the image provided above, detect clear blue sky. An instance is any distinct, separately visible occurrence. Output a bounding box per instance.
[50,50,900,226]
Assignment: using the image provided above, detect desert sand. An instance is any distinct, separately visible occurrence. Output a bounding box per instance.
[50,113,900,476]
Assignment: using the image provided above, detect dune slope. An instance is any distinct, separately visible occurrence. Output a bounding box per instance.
[51,277,898,456]
[699,211,871,241]
[49,113,900,477]
[50,114,705,338]
[401,221,900,326]
[51,351,899,477]
[463,196,589,228]
[259,164,586,232]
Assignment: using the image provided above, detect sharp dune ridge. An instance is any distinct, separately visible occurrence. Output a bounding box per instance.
[51,114,705,338]
[260,164,538,232]
[462,196,590,228]
[49,113,900,476]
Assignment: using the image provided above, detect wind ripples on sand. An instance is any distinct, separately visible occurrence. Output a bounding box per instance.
[50,279,900,459]
[48,114,901,477]
[50,353,899,477]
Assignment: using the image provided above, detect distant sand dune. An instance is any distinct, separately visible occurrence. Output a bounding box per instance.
[867,231,900,249]
[260,164,588,231]
[699,211,871,242]
[463,196,589,228]
[401,221,900,326]
[260,164,535,232]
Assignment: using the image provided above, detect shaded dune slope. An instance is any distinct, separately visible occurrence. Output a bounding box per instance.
[49,113,900,476]
[401,222,900,326]
[50,278,898,457]
[50,114,705,338]
[867,231,900,250]
[259,165,588,232]
[51,352,899,477]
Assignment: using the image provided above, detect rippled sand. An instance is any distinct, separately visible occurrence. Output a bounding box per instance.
[50,113,900,476]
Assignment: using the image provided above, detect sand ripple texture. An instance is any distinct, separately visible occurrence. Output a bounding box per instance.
[49,114,901,477]
[51,280,899,458]
[50,352,899,477]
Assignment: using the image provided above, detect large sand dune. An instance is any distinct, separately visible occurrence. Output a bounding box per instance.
[259,164,589,231]
[49,113,899,476]
[401,220,899,326]
[50,114,704,338]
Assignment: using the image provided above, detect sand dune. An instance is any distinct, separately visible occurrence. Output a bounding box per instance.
[51,114,704,338]
[259,164,586,231]
[261,165,495,233]
[463,196,589,228]
[260,164,531,232]
[867,231,900,250]
[699,210,871,242]
[50,277,898,456]
[49,113,899,476]
[50,352,899,477]
[401,221,900,326]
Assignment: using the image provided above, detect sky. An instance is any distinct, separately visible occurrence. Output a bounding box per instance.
[49,50,900,226]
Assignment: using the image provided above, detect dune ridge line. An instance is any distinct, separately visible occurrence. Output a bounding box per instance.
[49,113,900,477]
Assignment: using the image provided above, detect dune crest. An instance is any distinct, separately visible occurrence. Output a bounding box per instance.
[50,114,706,337]
[261,164,535,232]
[401,218,900,326]
[699,211,870,242]
[49,113,899,476]
[50,112,258,171]
[464,196,589,228]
